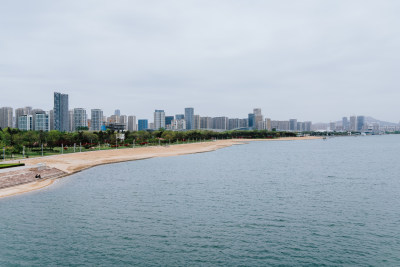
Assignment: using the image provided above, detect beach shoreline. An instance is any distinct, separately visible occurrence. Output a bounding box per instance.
[0,136,321,198]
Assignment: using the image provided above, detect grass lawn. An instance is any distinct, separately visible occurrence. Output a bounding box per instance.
[0,163,25,169]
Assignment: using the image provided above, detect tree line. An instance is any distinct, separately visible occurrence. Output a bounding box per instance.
[0,127,299,154]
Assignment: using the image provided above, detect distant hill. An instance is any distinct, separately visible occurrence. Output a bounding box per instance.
[365,116,398,127]
[334,116,398,127]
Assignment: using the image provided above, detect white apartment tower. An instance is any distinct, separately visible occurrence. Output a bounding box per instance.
[90,109,103,131]
[73,108,88,131]
[154,110,165,130]
[128,115,137,131]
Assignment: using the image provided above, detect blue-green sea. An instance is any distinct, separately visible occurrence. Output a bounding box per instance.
[1,135,399,266]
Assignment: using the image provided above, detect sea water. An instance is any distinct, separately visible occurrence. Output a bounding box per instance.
[1,135,399,266]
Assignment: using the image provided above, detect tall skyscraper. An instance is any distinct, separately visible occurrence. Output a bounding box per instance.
[185,107,194,130]
[342,117,349,131]
[114,109,121,116]
[54,92,69,132]
[74,108,88,131]
[90,109,103,131]
[0,107,13,129]
[154,110,165,130]
[138,119,148,131]
[128,115,137,131]
[350,116,357,131]
[357,116,365,131]
[248,113,255,129]
[254,108,263,130]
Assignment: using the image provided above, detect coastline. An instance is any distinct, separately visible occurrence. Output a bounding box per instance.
[0,136,321,198]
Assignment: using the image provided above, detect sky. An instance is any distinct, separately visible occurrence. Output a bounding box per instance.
[1,0,399,122]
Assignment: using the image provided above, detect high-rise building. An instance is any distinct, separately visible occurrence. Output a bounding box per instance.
[350,116,357,131]
[265,118,272,130]
[119,115,127,128]
[165,116,174,127]
[248,113,255,129]
[35,112,50,132]
[212,117,228,130]
[271,120,290,131]
[193,115,200,129]
[304,121,312,131]
[228,118,240,130]
[330,122,337,131]
[114,109,121,116]
[18,115,33,131]
[15,107,32,128]
[138,119,148,131]
[253,108,263,130]
[31,109,45,130]
[68,110,74,131]
[49,109,54,130]
[54,92,69,132]
[0,107,13,129]
[239,118,248,128]
[297,122,303,132]
[74,108,87,131]
[342,117,349,131]
[154,110,165,130]
[17,115,32,131]
[128,115,137,131]
[357,116,365,131]
[289,119,298,131]
[185,107,194,130]
[200,117,212,129]
[90,109,103,131]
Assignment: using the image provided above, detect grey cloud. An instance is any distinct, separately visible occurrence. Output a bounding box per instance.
[0,0,399,122]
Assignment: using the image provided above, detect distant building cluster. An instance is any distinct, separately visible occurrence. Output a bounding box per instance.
[1,92,398,133]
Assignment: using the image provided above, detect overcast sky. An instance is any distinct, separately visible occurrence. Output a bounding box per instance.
[1,0,399,122]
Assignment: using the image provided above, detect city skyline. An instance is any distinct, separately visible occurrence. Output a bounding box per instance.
[2,91,399,134]
[2,96,398,126]
[1,1,399,122]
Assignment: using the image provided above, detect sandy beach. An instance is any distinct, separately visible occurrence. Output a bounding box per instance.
[0,136,321,198]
